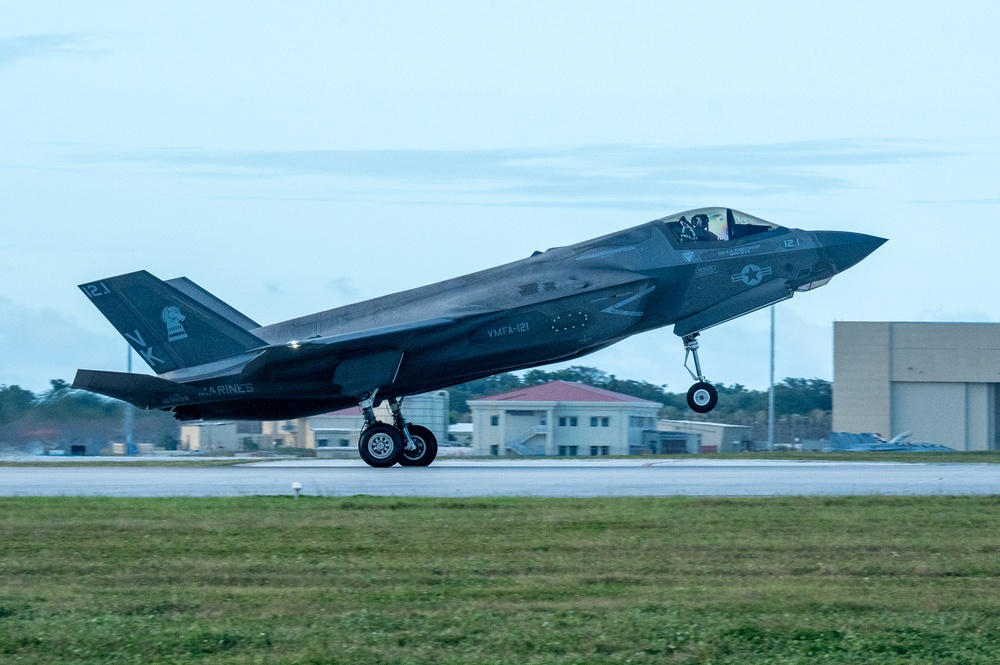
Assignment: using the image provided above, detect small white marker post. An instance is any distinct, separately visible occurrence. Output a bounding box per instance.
[291,482,302,499]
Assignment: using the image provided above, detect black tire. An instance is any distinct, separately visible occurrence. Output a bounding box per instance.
[686,381,719,414]
[398,425,438,467]
[358,423,403,468]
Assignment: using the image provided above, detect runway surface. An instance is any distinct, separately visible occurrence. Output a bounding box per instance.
[1,459,997,497]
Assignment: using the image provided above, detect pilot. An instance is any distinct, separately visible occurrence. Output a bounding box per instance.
[690,214,718,241]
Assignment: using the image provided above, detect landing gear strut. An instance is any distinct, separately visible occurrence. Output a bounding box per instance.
[682,333,718,414]
[390,398,438,467]
[355,391,438,468]
[357,390,403,467]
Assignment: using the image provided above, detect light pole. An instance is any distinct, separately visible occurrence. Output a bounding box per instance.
[124,345,134,455]
[768,305,775,451]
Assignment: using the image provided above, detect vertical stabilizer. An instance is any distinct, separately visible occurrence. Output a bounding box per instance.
[165,277,261,330]
[79,271,265,373]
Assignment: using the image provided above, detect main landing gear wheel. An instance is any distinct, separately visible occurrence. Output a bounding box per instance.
[687,381,718,414]
[398,424,438,467]
[358,423,403,468]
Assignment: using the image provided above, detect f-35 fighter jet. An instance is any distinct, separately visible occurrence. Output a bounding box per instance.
[73,207,884,467]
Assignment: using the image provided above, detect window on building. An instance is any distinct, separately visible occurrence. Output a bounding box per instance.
[316,438,328,447]
[490,415,499,426]
[569,417,578,427]
[601,446,609,456]
[490,445,499,456]
[590,446,598,456]
[559,417,567,427]
[558,446,567,456]
[569,445,578,456]
[601,417,609,427]
[339,439,350,447]
[630,416,656,428]
[590,417,598,427]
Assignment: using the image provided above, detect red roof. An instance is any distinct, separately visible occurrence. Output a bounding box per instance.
[471,381,658,404]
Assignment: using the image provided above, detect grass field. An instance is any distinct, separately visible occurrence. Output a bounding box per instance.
[2,496,999,664]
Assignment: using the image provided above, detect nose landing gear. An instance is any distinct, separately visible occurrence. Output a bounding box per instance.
[682,333,719,414]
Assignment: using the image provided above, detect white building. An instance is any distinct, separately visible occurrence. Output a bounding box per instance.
[448,422,474,446]
[834,322,1000,451]
[657,420,753,453]
[469,381,662,456]
[261,391,450,450]
[180,422,239,452]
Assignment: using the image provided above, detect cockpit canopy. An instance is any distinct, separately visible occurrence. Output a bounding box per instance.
[657,207,782,243]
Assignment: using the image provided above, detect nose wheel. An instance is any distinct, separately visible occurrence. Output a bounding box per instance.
[683,333,719,414]
[687,381,718,413]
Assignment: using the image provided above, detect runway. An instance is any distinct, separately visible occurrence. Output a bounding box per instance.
[1,459,997,497]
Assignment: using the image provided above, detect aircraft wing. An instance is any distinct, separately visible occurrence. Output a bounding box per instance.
[238,317,457,394]
[673,279,792,337]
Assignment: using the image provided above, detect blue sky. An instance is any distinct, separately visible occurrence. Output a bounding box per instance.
[2,1,999,393]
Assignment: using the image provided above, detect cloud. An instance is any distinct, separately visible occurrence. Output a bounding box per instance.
[68,140,951,209]
[326,277,361,303]
[0,298,122,393]
[916,309,995,324]
[0,34,98,69]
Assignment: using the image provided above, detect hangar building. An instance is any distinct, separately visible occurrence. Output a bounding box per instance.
[180,422,239,453]
[469,381,661,456]
[834,322,1000,451]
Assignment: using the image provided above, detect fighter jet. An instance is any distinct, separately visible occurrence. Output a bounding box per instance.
[73,207,884,467]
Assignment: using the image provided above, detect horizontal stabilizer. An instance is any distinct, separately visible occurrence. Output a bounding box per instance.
[73,369,200,410]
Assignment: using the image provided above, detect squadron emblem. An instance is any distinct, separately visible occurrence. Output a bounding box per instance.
[161,305,189,342]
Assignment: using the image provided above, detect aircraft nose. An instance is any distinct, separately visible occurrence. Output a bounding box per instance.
[813,231,887,273]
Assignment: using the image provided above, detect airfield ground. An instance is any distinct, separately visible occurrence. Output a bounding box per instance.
[2,496,999,664]
[3,456,998,497]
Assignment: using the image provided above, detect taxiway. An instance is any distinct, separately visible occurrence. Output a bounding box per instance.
[1,458,996,497]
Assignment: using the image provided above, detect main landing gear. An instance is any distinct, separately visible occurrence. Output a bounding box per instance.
[356,392,438,468]
[682,333,719,414]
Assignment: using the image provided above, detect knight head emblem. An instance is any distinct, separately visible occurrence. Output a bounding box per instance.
[161,305,189,342]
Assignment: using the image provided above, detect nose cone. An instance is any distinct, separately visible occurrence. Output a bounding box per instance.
[814,231,887,273]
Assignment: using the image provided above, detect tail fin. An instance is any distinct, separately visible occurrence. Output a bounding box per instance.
[165,276,261,331]
[79,271,266,373]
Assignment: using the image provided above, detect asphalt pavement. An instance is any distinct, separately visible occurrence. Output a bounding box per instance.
[1,458,997,497]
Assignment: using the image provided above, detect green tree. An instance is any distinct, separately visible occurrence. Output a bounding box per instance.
[0,385,36,425]
[447,373,524,420]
